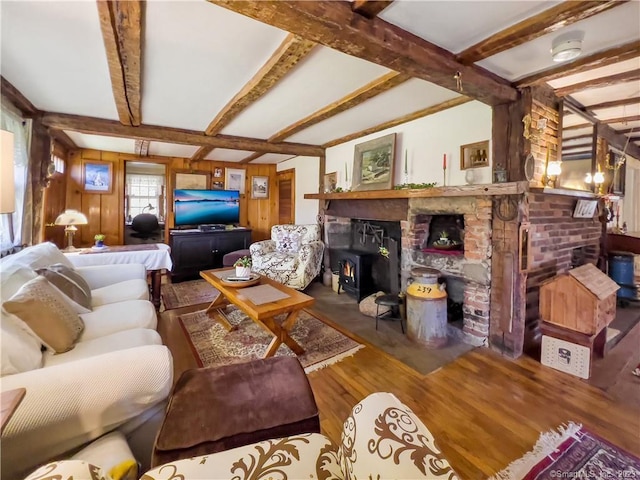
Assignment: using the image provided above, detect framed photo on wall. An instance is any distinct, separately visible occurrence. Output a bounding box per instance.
[174,170,210,190]
[251,176,269,199]
[225,168,246,194]
[82,160,113,194]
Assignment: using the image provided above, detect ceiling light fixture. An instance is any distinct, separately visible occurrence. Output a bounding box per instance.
[551,33,583,63]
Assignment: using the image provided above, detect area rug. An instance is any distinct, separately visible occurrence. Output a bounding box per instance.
[178,307,364,373]
[162,280,218,310]
[490,422,640,479]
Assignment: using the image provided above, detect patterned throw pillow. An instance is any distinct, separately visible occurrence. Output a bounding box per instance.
[36,263,93,314]
[275,231,302,254]
[3,276,85,353]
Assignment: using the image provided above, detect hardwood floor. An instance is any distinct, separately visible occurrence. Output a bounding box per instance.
[158,305,640,479]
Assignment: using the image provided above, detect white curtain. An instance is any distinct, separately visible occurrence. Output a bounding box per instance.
[1,101,30,252]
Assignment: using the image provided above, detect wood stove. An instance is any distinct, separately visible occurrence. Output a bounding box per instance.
[335,249,375,302]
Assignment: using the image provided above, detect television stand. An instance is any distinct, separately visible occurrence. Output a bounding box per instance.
[169,228,252,282]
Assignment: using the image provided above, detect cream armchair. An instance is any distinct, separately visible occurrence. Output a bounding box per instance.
[250,224,324,290]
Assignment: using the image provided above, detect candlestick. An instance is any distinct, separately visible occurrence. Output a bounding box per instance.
[344,162,348,184]
[404,151,408,174]
[443,154,446,187]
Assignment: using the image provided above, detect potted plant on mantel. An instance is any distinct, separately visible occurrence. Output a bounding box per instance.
[233,256,252,279]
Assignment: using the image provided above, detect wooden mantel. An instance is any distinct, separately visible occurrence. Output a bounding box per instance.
[304,181,528,200]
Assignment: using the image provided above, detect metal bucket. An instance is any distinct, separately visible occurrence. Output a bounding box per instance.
[406,267,448,348]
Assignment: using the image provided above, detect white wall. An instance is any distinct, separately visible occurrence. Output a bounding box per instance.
[325,100,493,189]
[277,156,319,224]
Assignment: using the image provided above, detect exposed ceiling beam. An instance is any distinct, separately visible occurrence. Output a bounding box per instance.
[563,133,594,141]
[586,96,640,111]
[97,0,143,126]
[210,1,517,106]
[626,134,640,142]
[600,114,640,125]
[598,123,640,159]
[457,1,626,65]
[563,123,592,131]
[564,96,640,159]
[562,142,593,150]
[555,69,640,97]
[351,0,394,19]
[191,33,316,162]
[239,152,264,164]
[1,76,39,117]
[134,139,150,156]
[270,72,410,142]
[204,34,315,137]
[41,112,325,156]
[48,129,77,152]
[323,96,471,148]
[516,40,640,87]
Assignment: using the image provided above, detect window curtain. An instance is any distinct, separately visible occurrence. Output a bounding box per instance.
[622,157,640,232]
[1,100,31,251]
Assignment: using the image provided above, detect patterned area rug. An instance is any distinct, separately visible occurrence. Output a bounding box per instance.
[178,307,364,373]
[162,280,218,310]
[490,423,640,479]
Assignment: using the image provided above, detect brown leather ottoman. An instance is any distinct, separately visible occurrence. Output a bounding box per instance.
[222,249,251,267]
[151,356,320,466]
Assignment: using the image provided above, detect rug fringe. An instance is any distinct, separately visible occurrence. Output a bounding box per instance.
[304,345,365,373]
[487,422,583,480]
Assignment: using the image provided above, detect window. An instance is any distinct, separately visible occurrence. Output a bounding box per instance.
[1,104,30,252]
[52,154,65,174]
[125,174,164,221]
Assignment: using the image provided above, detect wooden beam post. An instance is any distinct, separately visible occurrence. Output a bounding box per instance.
[97,0,143,126]
[210,0,517,105]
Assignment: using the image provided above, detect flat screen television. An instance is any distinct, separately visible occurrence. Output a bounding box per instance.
[174,189,240,227]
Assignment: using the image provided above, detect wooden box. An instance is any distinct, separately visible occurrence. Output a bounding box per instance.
[539,264,619,335]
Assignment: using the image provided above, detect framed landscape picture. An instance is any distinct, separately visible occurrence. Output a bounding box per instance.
[352,133,396,191]
[174,170,210,190]
[82,160,113,194]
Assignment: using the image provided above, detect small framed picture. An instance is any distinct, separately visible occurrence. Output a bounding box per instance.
[323,172,337,193]
[225,168,246,194]
[211,181,224,190]
[251,176,269,199]
[213,167,223,178]
[82,160,113,194]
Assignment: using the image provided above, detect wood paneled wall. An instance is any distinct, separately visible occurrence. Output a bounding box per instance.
[60,149,278,248]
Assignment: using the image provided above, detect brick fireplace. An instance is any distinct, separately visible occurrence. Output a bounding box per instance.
[318,184,604,358]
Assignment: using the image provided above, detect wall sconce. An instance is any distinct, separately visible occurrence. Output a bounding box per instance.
[522,114,547,142]
[593,168,605,195]
[546,161,562,188]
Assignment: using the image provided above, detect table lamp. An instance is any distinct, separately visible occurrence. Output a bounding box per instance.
[55,209,88,251]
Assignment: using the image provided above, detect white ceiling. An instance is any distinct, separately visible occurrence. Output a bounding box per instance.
[380,1,559,53]
[1,1,638,162]
[141,1,288,131]
[0,1,118,120]
[219,46,391,139]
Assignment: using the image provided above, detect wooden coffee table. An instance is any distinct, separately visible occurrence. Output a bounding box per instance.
[200,268,315,358]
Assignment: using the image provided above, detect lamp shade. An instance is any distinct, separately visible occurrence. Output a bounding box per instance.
[1,130,15,214]
[54,209,88,226]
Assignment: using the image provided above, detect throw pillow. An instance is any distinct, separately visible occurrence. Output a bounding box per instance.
[275,231,302,254]
[3,276,85,353]
[0,308,43,376]
[36,263,92,314]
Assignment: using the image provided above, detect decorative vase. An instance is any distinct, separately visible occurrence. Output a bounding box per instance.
[95,240,104,248]
[235,266,251,278]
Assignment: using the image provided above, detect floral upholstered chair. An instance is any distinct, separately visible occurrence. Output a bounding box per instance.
[250,224,324,290]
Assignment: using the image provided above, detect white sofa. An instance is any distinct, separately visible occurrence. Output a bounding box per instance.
[250,224,324,290]
[0,242,174,480]
[25,392,459,480]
